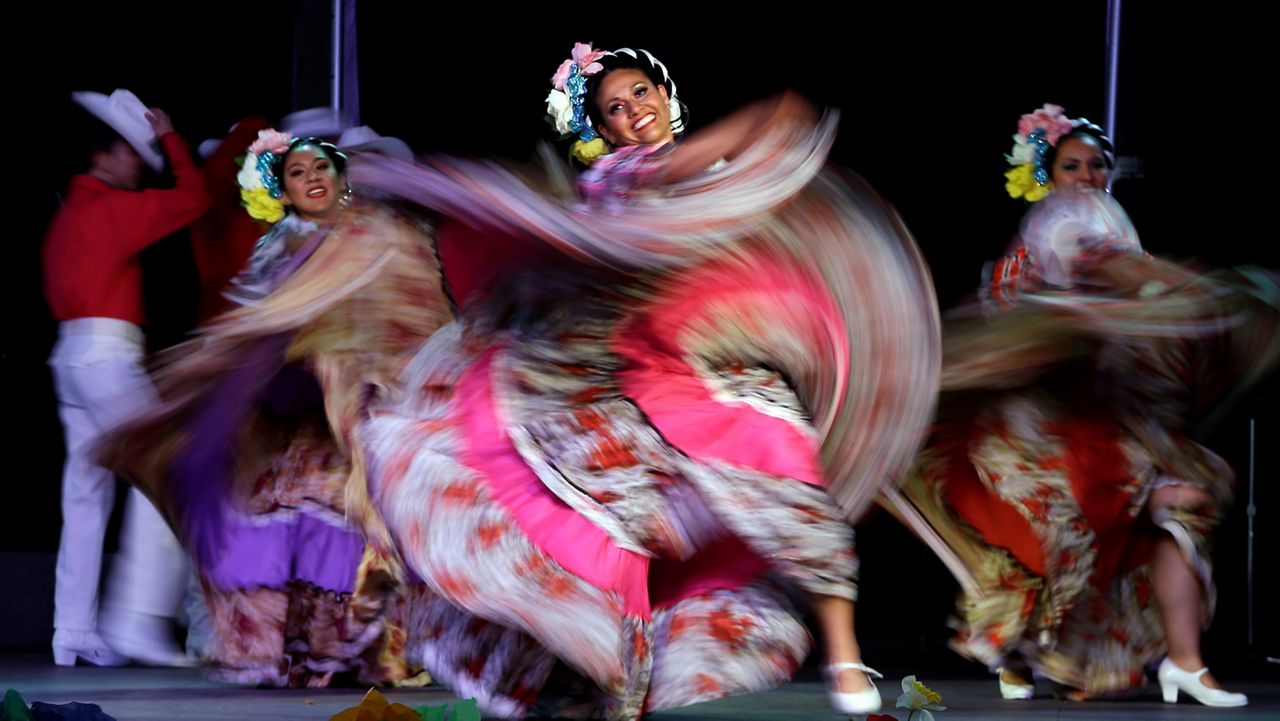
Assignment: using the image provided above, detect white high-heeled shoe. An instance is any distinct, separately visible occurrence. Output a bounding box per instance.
[824,662,883,715]
[996,667,1034,700]
[51,629,128,667]
[1157,658,1247,707]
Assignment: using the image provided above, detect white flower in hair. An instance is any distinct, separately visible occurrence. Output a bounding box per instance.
[545,42,687,153]
[1009,135,1037,164]
[237,153,264,191]
[546,90,574,135]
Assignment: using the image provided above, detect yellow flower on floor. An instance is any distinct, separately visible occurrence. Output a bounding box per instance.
[328,688,420,721]
[895,675,946,721]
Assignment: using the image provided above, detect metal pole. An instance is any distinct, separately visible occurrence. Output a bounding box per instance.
[1247,416,1256,656]
[330,0,342,118]
[1104,0,1121,190]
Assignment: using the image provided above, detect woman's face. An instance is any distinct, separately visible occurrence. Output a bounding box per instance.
[1051,135,1110,192]
[594,68,673,148]
[280,145,342,222]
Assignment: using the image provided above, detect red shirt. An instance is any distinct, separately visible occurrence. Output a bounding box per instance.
[43,133,210,324]
[189,117,272,321]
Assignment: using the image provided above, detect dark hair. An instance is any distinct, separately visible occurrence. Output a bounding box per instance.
[271,136,348,181]
[1044,121,1115,172]
[70,107,129,172]
[582,49,687,137]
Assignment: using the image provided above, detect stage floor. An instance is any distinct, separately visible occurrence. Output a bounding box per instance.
[2,654,1277,720]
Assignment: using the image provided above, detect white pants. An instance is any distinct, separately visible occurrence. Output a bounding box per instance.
[50,318,189,633]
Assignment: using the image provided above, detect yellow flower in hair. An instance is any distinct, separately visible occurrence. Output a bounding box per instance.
[241,186,285,224]
[1024,179,1051,202]
[572,137,609,165]
[1004,164,1050,203]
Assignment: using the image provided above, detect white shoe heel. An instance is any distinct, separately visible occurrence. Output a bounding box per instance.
[52,645,77,667]
[51,629,128,667]
[824,662,883,715]
[1160,677,1180,704]
[1156,658,1247,708]
[997,667,1034,700]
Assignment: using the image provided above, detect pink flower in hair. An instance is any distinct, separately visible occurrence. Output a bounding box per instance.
[249,129,293,156]
[572,42,606,74]
[551,60,574,91]
[1017,104,1075,145]
[552,42,607,90]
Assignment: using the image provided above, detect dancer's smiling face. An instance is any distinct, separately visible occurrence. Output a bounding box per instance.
[594,68,674,148]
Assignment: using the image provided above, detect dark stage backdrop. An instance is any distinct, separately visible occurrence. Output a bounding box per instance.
[5,2,1274,667]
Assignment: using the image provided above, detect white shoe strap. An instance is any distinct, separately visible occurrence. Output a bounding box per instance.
[828,662,883,679]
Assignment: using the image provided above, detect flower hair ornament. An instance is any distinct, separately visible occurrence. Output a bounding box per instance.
[545,42,685,165]
[237,129,292,222]
[236,130,349,222]
[1004,103,1106,202]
